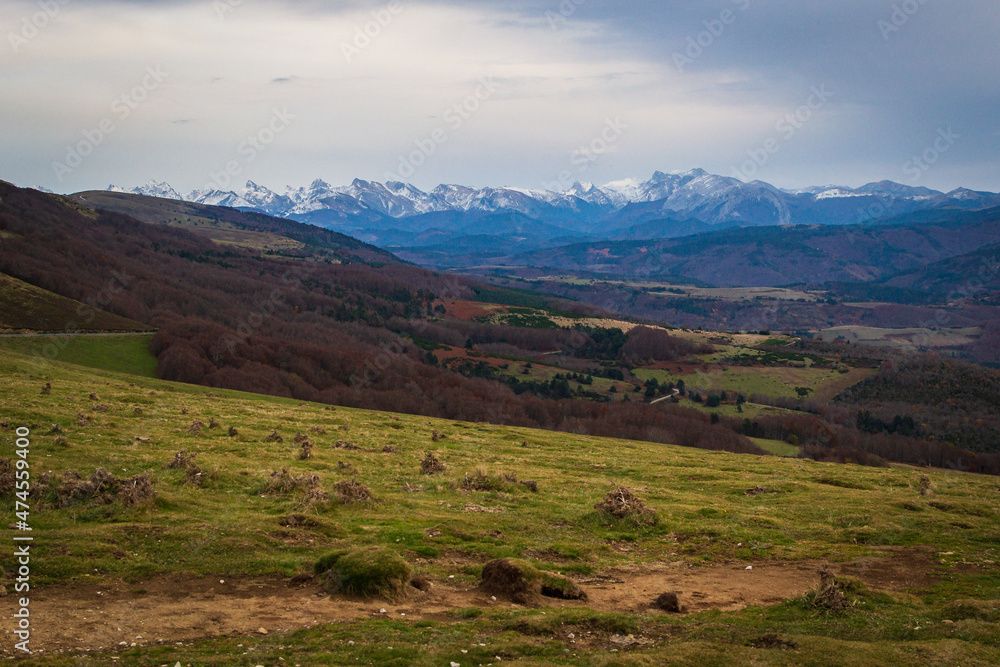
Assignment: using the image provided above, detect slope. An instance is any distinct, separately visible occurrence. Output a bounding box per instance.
[0,272,150,333]
[0,181,762,457]
[2,345,999,665]
[70,190,400,264]
[497,213,1000,287]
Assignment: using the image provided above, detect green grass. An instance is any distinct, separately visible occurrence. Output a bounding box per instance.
[0,333,158,377]
[752,437,802,457]
[1,346,998,665]
[634,365,846,400]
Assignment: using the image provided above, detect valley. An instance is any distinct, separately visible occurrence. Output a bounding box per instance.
[2,180,999,665]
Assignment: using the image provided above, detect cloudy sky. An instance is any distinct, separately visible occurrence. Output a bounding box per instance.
[2,0,998,194]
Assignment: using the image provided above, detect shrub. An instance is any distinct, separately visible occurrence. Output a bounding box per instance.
[480,558,586,605]
[421,452,446,475]
[594,486,658,526]
[801,566,867,612]
[54,468,155,508]
[333,479,372,504]
[317,547,412,600]
[262,469,322,495]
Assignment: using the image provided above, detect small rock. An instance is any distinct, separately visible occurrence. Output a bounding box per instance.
[746,566,753,570]
[257,627,268,635]
[942,620,955,625]
[379,608,387,614]
[451,663,461,667]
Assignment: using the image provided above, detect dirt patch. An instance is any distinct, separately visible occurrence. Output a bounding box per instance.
[11,551,937,656]
[835,546,940,591]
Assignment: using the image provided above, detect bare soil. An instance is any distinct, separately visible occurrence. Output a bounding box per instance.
[7,549,938,657]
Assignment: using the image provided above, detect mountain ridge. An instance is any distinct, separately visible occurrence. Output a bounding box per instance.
[105,169,1000,233]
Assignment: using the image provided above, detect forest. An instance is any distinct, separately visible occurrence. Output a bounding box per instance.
[2,181,998,473]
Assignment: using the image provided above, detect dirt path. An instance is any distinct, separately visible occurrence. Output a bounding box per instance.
[6,549,938,657]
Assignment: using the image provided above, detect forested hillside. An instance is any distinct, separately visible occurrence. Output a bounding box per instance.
[0,182,759,455]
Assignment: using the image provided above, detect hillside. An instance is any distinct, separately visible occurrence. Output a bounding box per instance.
[6,182,1000,474]
[3,345,1000,664]
[70,190,400,265]
[0,352,1000,665]
[886,243,1000,300]
[0,272,150,333]
[0,182,763,457]
[491,215,1000,288]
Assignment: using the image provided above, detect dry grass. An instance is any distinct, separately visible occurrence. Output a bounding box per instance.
[420,452,446,475]
[333,479,372,504]
[54,468,155,508]
[594,485,658,525]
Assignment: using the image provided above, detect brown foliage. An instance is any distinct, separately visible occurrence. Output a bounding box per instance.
[333,479,372,504]
[594,486,658,525]
[420,452,446,475]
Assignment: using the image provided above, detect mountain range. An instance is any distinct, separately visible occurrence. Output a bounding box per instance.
[108,169,1000,247]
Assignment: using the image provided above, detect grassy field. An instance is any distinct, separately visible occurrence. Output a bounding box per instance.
[815,326,981,353]
[633,365,850,400]
[1,346,999,665]
[0,333,158,378]
[70,192,308,254]
[751,438,801,458]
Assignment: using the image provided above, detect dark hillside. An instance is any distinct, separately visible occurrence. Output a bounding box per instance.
[0,182,762,456]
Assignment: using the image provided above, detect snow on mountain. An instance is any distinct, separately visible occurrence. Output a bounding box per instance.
[854,181,942,197]
[239,180,294,215]
[187,189,253,209]
[815,188,864,199]
[108,180,183,201]
[104,171,1000,231]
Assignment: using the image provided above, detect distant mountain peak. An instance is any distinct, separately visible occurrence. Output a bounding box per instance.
[103,170,1000,230]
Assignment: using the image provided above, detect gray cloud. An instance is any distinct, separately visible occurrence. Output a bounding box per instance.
[0,0,996,193]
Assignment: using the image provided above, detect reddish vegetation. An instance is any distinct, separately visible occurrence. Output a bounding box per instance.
[4,182,995,472]
[442,300,498,321]
[0,183,764,457]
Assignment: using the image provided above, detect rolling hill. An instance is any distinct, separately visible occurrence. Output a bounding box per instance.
[2,341,1000,664]
[489,212,1000,288]
[0,272,150,333]
[69,190,401,265]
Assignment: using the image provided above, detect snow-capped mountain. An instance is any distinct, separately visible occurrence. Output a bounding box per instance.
[109,180,183,201]
[106,170,1000,235]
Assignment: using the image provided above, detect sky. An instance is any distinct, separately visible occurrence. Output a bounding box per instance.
[1,0,998,195]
